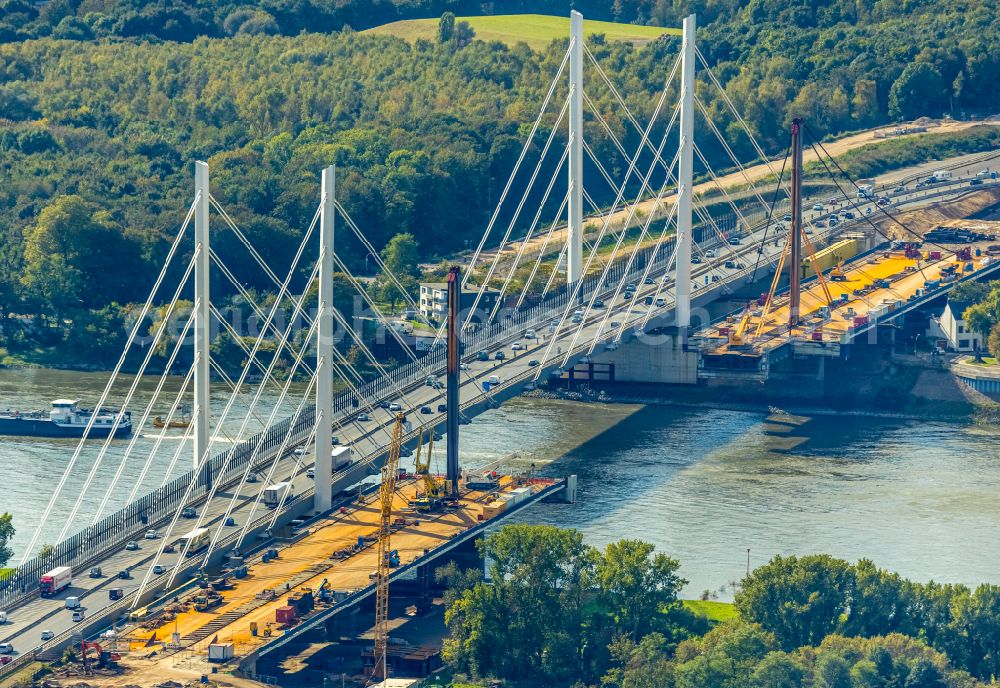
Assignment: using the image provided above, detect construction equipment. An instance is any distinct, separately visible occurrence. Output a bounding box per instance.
[194,590,222,612]
[373,412,406,681]
[830,260,847,282]
[728,303,755,347]
[410,428,446,511]
[81,640,119,673]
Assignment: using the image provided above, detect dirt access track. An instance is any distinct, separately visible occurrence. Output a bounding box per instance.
[500,117,1000,260]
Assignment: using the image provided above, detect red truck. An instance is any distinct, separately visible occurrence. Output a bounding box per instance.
[39,566,72,596]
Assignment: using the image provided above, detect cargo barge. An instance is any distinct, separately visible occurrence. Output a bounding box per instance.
[0,399,132,438]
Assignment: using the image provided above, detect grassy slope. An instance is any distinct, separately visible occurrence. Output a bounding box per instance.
[366,14,680,50]
[684,599,738,624]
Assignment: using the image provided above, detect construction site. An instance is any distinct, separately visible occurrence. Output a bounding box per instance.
[694,120,1000,381]
[16,422,569,687]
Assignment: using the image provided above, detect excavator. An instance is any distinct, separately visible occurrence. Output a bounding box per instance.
[408,428,446,512]
[81,640,120,673]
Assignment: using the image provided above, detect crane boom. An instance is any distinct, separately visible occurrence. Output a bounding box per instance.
[373,412,405,681]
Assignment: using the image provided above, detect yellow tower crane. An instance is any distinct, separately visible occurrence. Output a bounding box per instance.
[373,412,405,682]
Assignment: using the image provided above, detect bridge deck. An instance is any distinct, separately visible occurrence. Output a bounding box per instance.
[118,476,552,668]
[701,240,998,357]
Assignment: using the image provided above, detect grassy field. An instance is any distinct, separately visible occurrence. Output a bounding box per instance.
[366,14,680,50]
[683,599,739,624]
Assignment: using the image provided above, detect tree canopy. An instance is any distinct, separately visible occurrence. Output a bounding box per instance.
[0,513,13,568]
[439,529,989,687]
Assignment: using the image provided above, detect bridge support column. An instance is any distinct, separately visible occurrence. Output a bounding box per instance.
[194,161,211,484]
[675,14,696,331]
[446,266,461,498]
[315,165,335,514]
[567,10,584,287]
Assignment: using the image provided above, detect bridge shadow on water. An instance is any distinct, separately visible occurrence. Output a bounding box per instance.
[509,400,922,533]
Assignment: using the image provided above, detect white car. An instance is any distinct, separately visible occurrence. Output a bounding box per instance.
[388,402,402,412]
[511,342,524,351]
[812,203,824,211]
[306,468,315,478]
[40,630,54,641]
[144,529,158,539]
[125,540,139,551]
[704,249,716,258]
[152,564,166,575]
[357,413,369,422]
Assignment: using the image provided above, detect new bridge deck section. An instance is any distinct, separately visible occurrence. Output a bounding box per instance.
[698,239,1000,370]
[116,476,560,675]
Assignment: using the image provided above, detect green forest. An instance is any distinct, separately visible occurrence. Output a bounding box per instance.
[440,525,1000,687]
[1,0,999,364]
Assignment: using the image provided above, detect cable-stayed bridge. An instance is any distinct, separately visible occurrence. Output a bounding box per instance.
[2,12,997,675]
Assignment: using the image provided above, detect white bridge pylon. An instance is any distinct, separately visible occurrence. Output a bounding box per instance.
[567,11,696,325]
[460,11,700,337]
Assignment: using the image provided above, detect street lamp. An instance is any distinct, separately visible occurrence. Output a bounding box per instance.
[746,548,751,577]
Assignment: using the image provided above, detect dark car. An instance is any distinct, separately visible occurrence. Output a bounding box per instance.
[528,359,540,367]
[477,351,489,362]
[494,351,505,361]
[420,406,432,415]
[593,299,605,308]
[645,296,654,305]
[437,403,447,413]
[644,277,655,285]
[181,507,197,518]
[623,292,632,300]
[118,569,131,580]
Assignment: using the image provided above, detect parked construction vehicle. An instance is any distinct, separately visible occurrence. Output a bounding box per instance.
[194,590,222,612]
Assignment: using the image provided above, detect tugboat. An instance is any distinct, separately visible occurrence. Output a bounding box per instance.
[153,406,191,429]
[0,399,132,438]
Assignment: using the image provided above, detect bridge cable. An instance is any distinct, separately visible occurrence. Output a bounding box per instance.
[21,197,198,561]
[56,250,200,544]
[92,310,196,523]
[463,45,572,290]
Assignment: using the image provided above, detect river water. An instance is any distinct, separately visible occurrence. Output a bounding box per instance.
[3,367,999,598]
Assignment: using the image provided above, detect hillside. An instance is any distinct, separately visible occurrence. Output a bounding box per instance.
[365,14,679,50]
[2,0,1000,367]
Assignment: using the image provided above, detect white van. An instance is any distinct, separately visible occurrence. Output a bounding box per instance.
[488,375,501,385]
[65,597,81,609]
